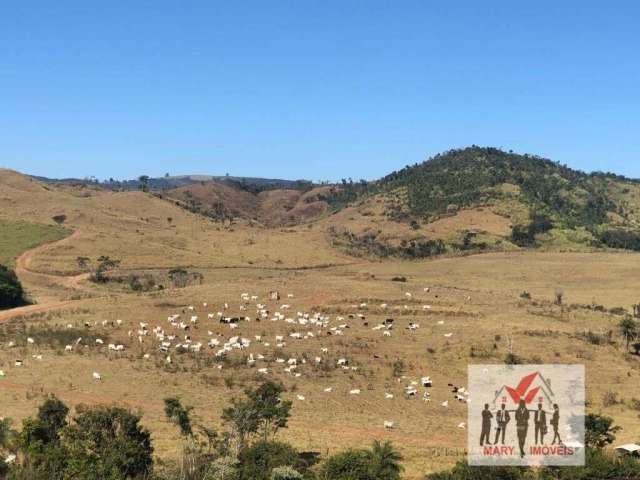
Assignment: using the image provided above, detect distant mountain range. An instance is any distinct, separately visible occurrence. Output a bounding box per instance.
[31,174,309,190]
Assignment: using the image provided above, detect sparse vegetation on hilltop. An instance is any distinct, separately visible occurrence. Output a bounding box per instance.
[330,146,640,255]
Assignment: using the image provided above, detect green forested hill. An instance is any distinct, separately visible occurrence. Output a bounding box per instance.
[380,146,630,226]
[335,146,640,253]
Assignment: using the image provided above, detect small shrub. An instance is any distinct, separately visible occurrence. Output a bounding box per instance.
[504,353,523,365]
[52,214,67,224]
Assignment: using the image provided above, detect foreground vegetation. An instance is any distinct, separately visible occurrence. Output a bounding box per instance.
[0,381,404,480]
[1,380,637,480]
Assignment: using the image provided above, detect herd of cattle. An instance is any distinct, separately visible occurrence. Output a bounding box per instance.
[0,288,472,431]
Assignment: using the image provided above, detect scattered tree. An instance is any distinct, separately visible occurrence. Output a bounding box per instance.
[90,256,120,283]
[138,175,150,192]
[63,404,153,479]
[75,256,90,270]
[0,265,27,309]
[51,214,67,225]
[246,381,292,442]
[619,316,638,351]
[584,413,621,449]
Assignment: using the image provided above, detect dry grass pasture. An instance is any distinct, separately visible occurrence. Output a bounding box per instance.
[2,169,640,478]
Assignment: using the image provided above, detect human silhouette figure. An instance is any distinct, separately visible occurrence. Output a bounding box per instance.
[494,403,511,444]
[515,399,530,458]
[480,403,493,446]
[550,403,562,445]
[534,403,547,444]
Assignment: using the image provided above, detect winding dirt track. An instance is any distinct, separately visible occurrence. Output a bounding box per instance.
[0,230,90,321]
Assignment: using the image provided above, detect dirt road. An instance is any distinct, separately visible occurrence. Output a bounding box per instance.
[0,230,90,321]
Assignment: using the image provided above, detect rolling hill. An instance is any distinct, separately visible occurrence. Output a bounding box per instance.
[18,147,640,259]
[322,147,640,258]
[3,152,640,478]
[160,181,334,227]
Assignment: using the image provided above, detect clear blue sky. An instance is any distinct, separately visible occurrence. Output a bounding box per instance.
[1,1,639,182]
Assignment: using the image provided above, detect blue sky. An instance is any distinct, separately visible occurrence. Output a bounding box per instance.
[1,1,638,182]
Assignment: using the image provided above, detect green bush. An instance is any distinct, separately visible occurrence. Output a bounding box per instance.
[318,441,402,480]
[237,441,301,480]
[599,228,640,251]
[319,449,373,480]
[0,265,27,309]
[511,213,554,247]
[270,465,303,480]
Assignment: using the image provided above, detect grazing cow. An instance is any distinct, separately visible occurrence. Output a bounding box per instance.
[349,389,361,395]
[384,421,394,430]
[92,372,101,380]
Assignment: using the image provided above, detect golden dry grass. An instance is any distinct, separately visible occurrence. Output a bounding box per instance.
[2,170,640,478]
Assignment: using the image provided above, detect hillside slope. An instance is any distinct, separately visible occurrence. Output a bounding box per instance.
[0,169,348,303]
[162,181,333,227]
[325,147,640,257]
